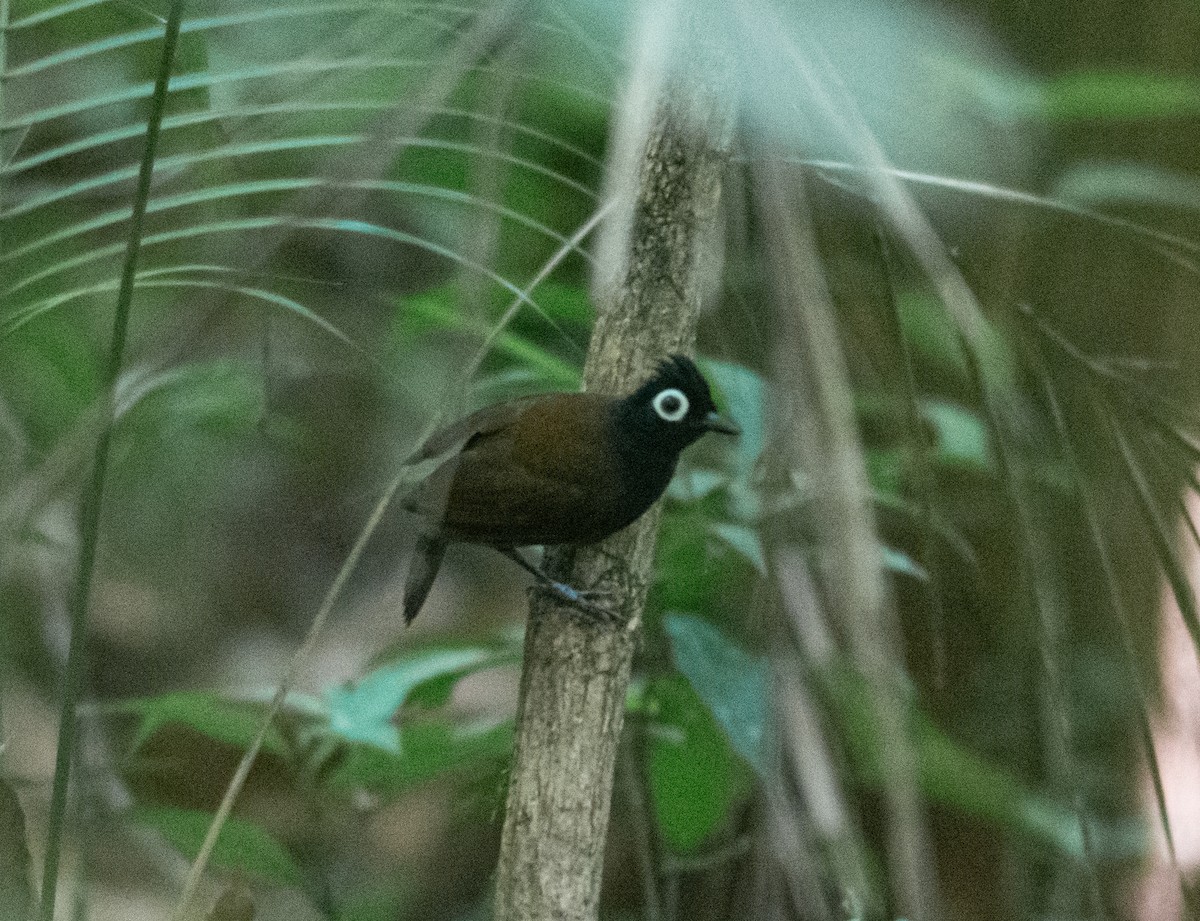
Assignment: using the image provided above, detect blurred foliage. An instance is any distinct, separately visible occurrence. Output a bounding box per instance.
[2,0,1199,919]
[642,673,751,854]
[135,805,303,886]
[0,777,33,921]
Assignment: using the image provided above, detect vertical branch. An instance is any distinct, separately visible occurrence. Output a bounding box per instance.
[0,777,33,921]
[491,7,732,921]
[759,163,939,920]
[37,5,184,920]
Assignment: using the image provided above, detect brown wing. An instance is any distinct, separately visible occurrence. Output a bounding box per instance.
[404,395,545,466]
[403,393,562,526]
[431,393,638,547]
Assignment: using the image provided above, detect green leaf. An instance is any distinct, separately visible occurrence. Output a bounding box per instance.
[921,399,993,472]
[645,675,748,854]
[896,292,970,383]
[881,546,929,582]
[334,888,407,921]
[664,616,1137,859]
[707,522,766,575]
[700,359,764,481]
[392,283,580,388]
[325,719,513,796]
[6,6,393,78]
[110,691,288,756]
[525,280,594,326]
[133,806,301,886]
[0,311,102,449]
[124,361,261,436]
[664,614,769,775]
[668,468,728,503]
[322,647,513,753]
[1053,161,1200,212]
[1035,71,1200,121]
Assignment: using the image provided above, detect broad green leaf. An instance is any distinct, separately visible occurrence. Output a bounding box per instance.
[110,691,288,756]
[865,446,905,499]
[653,507,756,613]
[896,292,970,384]
[122,361,261,437]
[524,280,594,326]
[322,647,512,753]
[707,522,766,575]
[922,399,993,472]
[134,807,301,886]
[700,359,764,481]
[986,69,1200,121]
[335,888,408,921]
[325,719,513,795]
[366,631,524,711]
[664,615,1135,859]
[645,675,748,854]
[1035,71,1200,121]
[664,614,768,775]
[0,312,102,449]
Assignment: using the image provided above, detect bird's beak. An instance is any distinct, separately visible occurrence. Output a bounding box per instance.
[701,410,740,436]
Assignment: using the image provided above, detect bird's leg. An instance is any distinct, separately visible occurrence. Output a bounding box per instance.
[499,548,616,622]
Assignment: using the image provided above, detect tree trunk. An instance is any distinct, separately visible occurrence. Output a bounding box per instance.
[491,11,731,921]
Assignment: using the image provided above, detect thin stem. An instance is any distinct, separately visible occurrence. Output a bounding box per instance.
[1041,375,1193,912]
[875,229,948,689]
[618,729,662,921]
[37,4,184,919]
[1,0,8,161]
[957,337,1108,919]
[0,0,7,760]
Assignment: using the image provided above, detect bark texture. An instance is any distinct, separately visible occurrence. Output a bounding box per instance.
[491,21,731,921]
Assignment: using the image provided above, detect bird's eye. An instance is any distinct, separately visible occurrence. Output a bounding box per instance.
[653,388,689,422]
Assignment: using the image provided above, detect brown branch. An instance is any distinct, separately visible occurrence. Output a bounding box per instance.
[491,15,731,921]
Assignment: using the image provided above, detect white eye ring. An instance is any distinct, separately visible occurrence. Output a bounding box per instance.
[653,387,689,423]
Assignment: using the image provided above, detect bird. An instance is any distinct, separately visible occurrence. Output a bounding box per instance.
[401,354,739,624]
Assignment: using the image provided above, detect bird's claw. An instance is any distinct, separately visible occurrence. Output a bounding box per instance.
[531,581,621,624]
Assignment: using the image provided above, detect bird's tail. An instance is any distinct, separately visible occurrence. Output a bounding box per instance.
[403,534,448,624]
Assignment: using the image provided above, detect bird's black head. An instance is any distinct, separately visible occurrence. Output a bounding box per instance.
[614,355,739,463]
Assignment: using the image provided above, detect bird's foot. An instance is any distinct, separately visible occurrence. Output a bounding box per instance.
[502,548,620,624]
[531,581,620,624]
